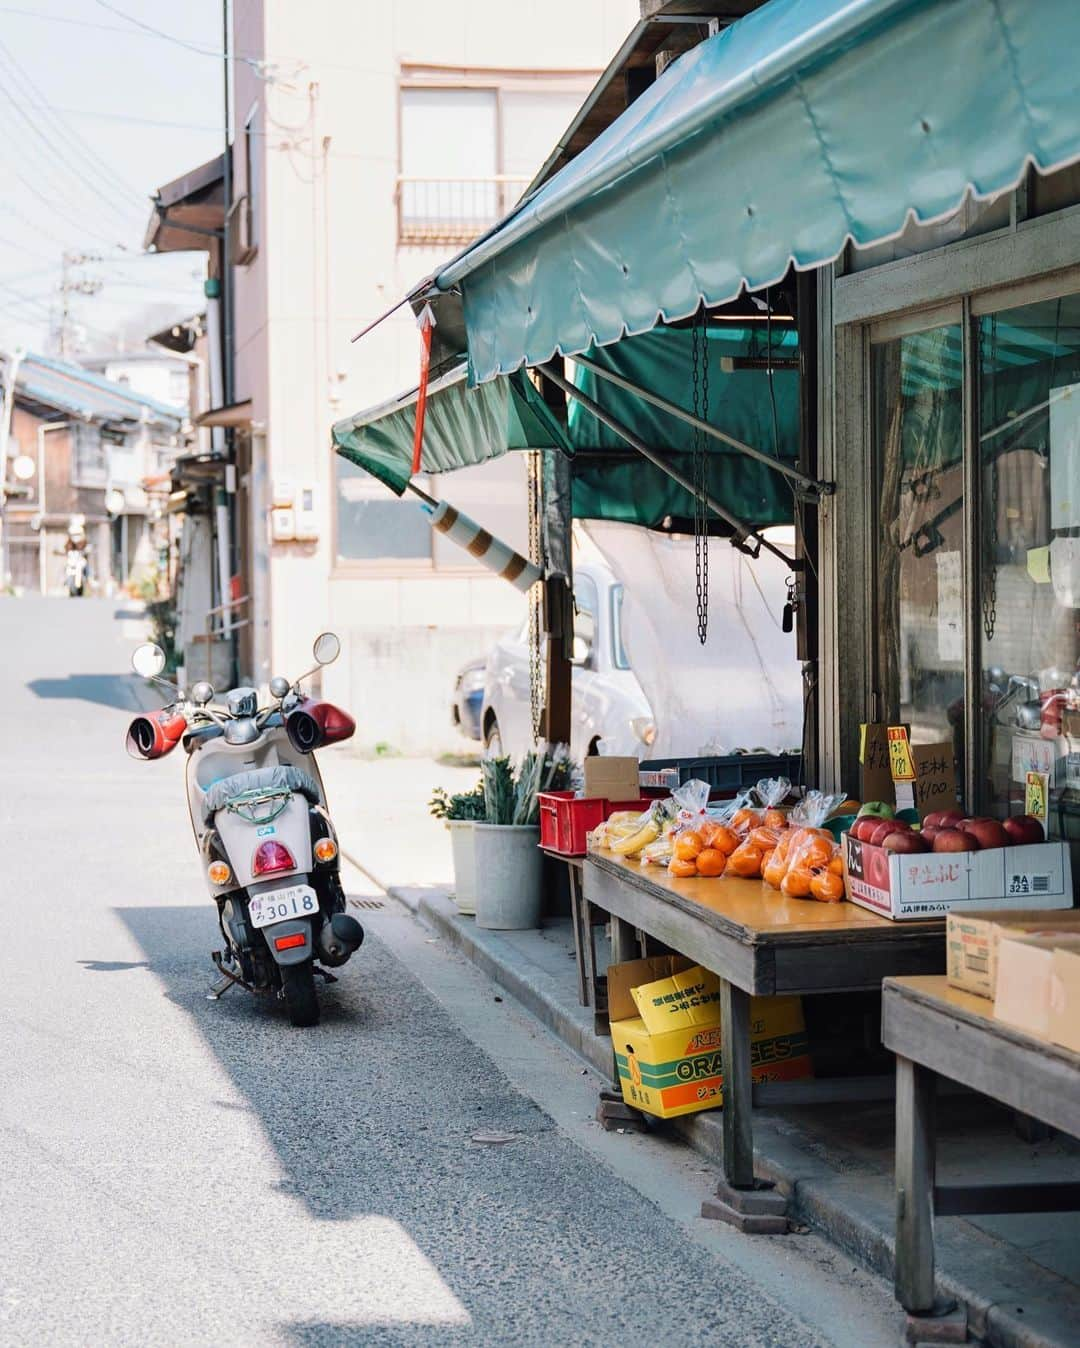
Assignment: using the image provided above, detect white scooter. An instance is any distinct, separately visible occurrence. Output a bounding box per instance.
[125,633,364,1026]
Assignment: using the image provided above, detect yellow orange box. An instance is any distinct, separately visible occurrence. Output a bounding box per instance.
[608,956,812,1120]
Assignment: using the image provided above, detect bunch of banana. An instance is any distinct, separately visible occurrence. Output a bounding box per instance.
[610,813,661,856]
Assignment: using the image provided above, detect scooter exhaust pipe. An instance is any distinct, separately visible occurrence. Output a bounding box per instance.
[317,913,365,966]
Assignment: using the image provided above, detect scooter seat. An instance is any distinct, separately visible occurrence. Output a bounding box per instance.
[201,765,321,825]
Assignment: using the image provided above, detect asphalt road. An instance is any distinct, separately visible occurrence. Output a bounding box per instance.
[0,598,900,1347]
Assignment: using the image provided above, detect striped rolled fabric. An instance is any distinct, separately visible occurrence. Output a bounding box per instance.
[429,500,541,593]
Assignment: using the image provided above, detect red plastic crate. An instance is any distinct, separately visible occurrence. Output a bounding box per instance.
[538,791,653,856]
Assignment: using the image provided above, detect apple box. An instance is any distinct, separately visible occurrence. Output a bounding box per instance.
[842,832,1074,921]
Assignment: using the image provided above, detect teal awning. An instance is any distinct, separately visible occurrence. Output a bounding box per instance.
[569,323,800,529]
[432,0,1080,387]
[332,365,572,496]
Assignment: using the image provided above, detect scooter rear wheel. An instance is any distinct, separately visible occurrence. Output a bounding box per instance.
[281,962,320,1027]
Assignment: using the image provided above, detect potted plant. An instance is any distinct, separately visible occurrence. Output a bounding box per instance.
[429,783,485,914]
[473,748,575,930]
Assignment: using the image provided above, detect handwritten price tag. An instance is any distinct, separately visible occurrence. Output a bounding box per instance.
[1025,770,1049,822]
[888,726,916,782]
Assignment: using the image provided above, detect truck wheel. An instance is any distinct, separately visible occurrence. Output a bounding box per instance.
[281,962,320,1027]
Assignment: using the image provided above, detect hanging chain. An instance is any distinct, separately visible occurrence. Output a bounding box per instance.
[981,316,998,642]
[692,306,710,643]
[527,449,545,741]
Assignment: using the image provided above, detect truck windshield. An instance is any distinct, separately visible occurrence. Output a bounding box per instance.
[610,584,631,670]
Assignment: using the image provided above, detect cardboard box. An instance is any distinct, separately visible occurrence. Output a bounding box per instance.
[1048,944,1080,1054]
[583,756,639,801]
[842,833,1073,921]
[946,907,1080,998]
[994,934,1080,1039]
[608,957,811,1120]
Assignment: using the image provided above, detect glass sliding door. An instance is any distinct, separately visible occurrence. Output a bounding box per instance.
[977,292,1080,818]
[871,323,966,773]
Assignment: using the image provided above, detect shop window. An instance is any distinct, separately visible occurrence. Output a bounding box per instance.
[871,323,965,767]
[978,294,1080,816]
[335,457,431,564]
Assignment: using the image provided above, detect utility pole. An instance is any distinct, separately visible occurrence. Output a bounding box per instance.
[57,252,103,358]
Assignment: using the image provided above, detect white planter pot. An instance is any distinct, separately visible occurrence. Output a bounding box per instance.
[447,820,477,915]
[473,823,543,930]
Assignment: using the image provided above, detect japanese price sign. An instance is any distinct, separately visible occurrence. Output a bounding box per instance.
[888,725,916,782]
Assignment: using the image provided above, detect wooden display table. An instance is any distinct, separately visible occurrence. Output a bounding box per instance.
[584,851,946,1229]
[883,975,1080,1323]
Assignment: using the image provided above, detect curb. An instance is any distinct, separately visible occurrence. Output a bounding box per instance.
[386,880,1072,1348]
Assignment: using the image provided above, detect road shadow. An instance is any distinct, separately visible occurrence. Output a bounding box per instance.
[27,672,141,710]
[114,903,766,1343]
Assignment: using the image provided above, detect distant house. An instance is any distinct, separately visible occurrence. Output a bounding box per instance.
[1,350,185,595]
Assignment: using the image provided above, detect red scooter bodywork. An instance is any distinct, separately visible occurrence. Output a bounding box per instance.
[285,700,356,754]
[125,710,187,760]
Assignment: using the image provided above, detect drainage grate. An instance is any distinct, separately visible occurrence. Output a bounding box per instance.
[350,898,386,911]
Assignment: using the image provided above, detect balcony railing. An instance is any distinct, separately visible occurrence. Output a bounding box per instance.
[396,176,530,246]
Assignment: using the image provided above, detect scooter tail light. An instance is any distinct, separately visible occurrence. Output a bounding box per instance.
[207,860,232,886]
[274,932,307,951]
[252,841,297,876]
[313,837,338,863]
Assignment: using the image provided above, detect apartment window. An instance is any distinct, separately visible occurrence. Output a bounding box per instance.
[397,75,591,246]
[336,457,431,564]
[71,423,107,488]
[168,368,189,406]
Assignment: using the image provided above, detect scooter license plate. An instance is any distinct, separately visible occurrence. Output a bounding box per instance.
[249,885,318,930]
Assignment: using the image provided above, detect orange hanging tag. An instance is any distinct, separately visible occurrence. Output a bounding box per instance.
[411,303,437,476]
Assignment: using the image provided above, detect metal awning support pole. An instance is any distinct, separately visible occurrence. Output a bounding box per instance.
[538,362,795,568]
[572,353,833,498]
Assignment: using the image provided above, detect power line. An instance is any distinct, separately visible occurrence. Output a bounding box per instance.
[93,0,273,76]
[0,38,146,208]
[0,85,142,234]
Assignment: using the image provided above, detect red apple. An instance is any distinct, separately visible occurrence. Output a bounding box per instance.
[934,828,974,853]
[853,817,881,842]
[883,830,929,854]
[870,819,901,847]
[925,809,964,829]
[966,819,1008,850]
[920,825,941,844]
[1002,815,1045,845]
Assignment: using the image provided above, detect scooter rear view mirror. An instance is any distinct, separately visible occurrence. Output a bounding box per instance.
[313,632,340,666]
[132,642,166,679]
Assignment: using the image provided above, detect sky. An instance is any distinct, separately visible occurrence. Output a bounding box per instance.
[0,0,226,358]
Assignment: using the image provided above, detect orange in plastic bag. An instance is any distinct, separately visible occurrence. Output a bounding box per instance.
[748,826,783,852]
[727,842,764,877]
[674,831,703,861]
[701,822,739,855]
[669,857,697,878]
[731,807,762,833]
[696,847,727,877]
[762,808,787,830]
[781,867,813,898]
[762,850,788,888]
[810,870,845,903]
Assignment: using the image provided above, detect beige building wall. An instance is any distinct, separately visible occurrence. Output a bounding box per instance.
[230,0,637,751]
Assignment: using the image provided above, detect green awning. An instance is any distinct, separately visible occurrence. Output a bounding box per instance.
[427,0,1080,387]
[332,365,572,497]
[568,323,798,529]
